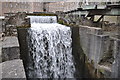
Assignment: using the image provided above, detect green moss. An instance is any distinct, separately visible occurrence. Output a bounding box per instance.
[58,19,64,24]
[98,68,105,74]
[27,13,57,16]
[17,25,30,28]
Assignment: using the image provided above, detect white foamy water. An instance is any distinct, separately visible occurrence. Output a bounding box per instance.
[27,16,75,78]
[28,16,57,23]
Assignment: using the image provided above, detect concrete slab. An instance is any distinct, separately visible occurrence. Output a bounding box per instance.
[0,59,26,78]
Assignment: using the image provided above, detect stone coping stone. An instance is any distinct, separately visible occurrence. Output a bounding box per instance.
[80,25,103,35]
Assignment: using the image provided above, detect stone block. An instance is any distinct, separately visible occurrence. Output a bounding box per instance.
[1,36,20,62]
[2,47,20,62]
[0,59,26,78]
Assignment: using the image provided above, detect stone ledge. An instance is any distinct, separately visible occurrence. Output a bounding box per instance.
[0,59,26,78]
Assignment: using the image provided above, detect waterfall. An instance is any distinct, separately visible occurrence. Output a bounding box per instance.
[27,16,75,78]
[28,16,57,23]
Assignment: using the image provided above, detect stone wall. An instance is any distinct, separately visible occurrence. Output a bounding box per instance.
[79,25,120,78]
[47,2,79,13]
[1,2,44,16]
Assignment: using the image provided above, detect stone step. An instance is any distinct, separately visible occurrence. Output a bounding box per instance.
[0,59,26,78]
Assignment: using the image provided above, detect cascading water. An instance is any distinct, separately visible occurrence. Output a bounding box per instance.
[28,16,57,23]
[26,16,76,78]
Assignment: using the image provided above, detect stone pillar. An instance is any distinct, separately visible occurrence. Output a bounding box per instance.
[17,28,30,78]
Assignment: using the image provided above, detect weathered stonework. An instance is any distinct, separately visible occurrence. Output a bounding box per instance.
[1,59,26,78]
[57,13,120,78]
[1,36,20,62]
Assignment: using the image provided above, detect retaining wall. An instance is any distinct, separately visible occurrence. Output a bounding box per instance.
[79,25,120,78]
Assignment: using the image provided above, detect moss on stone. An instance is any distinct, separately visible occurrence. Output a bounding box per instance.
[27,13,57,16]
[16,25,30,28]
[98,68,105,74]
